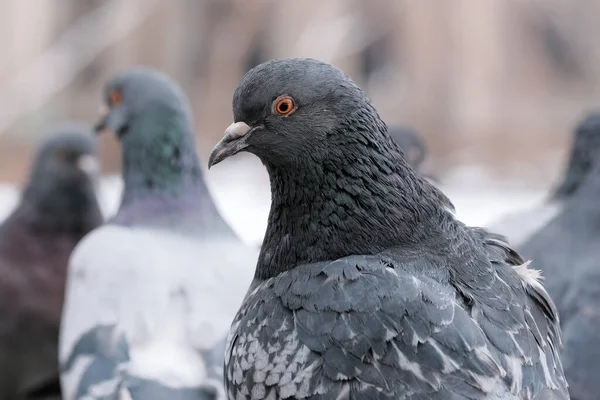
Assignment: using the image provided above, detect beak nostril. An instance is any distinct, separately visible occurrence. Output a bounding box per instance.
[225,122,251,139]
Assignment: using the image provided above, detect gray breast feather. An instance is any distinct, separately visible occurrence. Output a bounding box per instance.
[225,254,567,399]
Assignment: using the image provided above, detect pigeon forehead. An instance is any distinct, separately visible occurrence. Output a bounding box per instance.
[104,67,186,107]
[39,126,96,156]
[233,58,362,118]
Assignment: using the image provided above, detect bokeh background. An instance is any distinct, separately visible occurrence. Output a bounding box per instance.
[0,0,599,244]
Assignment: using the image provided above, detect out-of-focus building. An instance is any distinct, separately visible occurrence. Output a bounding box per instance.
[0,0,599,185]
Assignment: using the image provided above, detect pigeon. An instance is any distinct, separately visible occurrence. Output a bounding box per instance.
[490,112,600,246]
[59,68,256,400]
[519,151,600,400]
[0,125,102,400]
[208,58,569,399]
[387,125,427,171]
[387,125,438,183]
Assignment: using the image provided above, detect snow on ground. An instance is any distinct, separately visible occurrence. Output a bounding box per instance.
[0,155,546,247]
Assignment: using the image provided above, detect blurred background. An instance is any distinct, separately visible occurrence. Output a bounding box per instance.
[0,0,599,244]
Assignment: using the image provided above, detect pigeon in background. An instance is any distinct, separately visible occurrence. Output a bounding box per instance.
[387,125,427,171]
[59,68,256,400]
[0,125,102,400]
[491,112,600,246]
[209,58,568,399]
[388,125,439,182]
[520,154,600,400]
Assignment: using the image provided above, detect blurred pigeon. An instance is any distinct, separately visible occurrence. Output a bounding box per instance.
[208,58,568,399]
[59,68,256,400]
[520,157,600,400]
[387,125,427,171]
[491,112,600,246]
[0,125,102,400]
[387,125,439,183]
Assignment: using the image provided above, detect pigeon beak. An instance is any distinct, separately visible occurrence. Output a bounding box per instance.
[94,106,128,137]
[208,122,252,168]
[94,105,110,134]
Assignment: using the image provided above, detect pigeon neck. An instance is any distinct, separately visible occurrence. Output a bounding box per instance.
[15,179,102,234]
[256,132,454,280]
[118,107,206,209]
[114,181,234,236]
[550,131,600,201]
[119,164,206,209]
[115,112,233,235]
[566,163,600,210]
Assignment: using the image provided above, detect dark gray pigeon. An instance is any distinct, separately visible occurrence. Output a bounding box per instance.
[491,112,600,246]
[520,152,600,400]
[59,68,256,400]
[208,58,568,399]
[0,125,102,400]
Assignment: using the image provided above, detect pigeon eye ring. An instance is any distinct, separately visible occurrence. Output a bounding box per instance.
[273,95,296,116]
[109,90,122,106]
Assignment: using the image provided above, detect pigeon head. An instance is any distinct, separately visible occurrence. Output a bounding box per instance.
[388,125,427,170]
[209,58,389,169]
[95,67,191,139]
[20,124,102,231]
[551,111,600,201]
[96,67,206,210]
[30,123,99,185]
[210,58,453,278]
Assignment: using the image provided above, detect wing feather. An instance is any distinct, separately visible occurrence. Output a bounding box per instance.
[226,242,568,399]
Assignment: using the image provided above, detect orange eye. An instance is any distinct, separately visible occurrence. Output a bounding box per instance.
[273,96,295,116]
[109,90,122,106]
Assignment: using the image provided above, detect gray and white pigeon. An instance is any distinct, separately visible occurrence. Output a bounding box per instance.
[59,68,256,400]
[208,58,569,399]
[520,150,600,400]
[491,112,600,246]
[0,125,102,400]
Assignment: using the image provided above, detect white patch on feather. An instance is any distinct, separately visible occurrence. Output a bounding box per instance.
[427,339,460,373]
[392,343,429,384]
[467,371,499,394]
[119,387,133,400]
[505,356,523,394]
[335,383,350,400]
[475,346,504,377]
[537,345,559,390]
[513,260,544,291]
